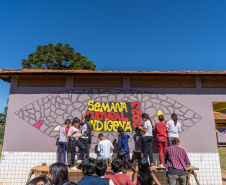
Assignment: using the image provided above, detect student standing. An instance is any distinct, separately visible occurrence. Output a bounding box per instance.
[166,113,181,146]
[117,127,130,158]
[80,115,93,159]
[97,133,114,160]
[57,119,70,164]
[138,113,154,165]
[165,138,190,185]
[154,114,168,167]
[78,158,106,185]
[68,117,86,169]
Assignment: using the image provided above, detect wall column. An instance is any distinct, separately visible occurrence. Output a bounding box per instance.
[195,76,202,89]
[123,75,130,89]
[66,75,74,88]
[10,76,18,94]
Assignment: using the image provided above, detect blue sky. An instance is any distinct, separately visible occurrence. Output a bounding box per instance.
[0,0,226,112]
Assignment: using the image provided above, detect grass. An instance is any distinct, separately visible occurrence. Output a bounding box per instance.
[219,146,226,170]
[0,125,5,158]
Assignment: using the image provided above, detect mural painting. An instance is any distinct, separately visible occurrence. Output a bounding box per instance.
[15,88,202,152]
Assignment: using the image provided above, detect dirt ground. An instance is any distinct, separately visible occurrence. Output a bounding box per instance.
[222,169,226,185]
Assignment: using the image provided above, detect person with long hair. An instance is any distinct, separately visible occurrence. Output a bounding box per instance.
[166,113,181,146]
[138,113,154,165]
[68,117,86,169]
[154,114,168,167]
[117,126,130,158]
[165,138,190,185]
[116,150,127,174]
[131,151,161,185]
[132,149,141,162]
[48,163,68,185]
[26,176,52,185]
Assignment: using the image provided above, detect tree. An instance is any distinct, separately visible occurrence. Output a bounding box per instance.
[0,100,8,126]
[22,43,96,70]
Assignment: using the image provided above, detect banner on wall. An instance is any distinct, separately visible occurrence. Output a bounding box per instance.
[87,99,142,132]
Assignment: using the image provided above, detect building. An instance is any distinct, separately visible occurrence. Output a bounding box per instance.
[214,111,226,145]
[0,68,225,185]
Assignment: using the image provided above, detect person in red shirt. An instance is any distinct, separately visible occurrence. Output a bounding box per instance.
[154,114,168,167]
[106,158,135,185]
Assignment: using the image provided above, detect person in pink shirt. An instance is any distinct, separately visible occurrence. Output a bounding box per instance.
[68,117,86,170]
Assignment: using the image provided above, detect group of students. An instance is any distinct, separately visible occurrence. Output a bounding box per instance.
[137,112,182,167]
[52,111,191,185]
[27,149,160,185]
[57,114,94,170]
[27,140,190,185]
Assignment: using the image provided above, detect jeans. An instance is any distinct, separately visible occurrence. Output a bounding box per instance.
[168,137,178,146]
[70,139,86,167]
[168,174,186,185]
[80,138,90,159]
[157,141,167,164]
[58,142,67,163]
[142,136,153,164]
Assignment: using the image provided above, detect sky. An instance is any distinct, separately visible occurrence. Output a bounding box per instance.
[0,0,226,112]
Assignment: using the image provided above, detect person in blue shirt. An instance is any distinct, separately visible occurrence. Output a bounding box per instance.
[77,158,106,185]
[117,126,130,158]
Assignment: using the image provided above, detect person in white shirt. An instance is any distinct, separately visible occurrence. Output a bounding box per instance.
[96,160,115,185]
[97,133,114,160]
[166,113,181,146]
[138,113,154,166]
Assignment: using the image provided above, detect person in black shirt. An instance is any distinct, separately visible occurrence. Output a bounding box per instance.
[79,114,93,159]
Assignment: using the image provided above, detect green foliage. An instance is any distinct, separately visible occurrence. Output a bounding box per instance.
[0,125,4,157]
[0,100,7,126]
[22,43,96,70]
[219,147,226,170]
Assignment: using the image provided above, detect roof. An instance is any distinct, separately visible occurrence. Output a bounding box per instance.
[214,112,226,121]
[1,68,226,82]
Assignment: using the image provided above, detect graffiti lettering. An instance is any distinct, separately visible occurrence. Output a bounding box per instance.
[90,120,132,132]
[88,99,128,112]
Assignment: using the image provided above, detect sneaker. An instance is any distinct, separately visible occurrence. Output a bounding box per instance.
[70,167,77,171]
[64,163,68,166]
[158,164,164,167]
[77,160,82,164]
[150,163,154,166]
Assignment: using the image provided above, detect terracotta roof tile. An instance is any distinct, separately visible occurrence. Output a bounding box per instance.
[0,68,226,75]
[1,68,226,82]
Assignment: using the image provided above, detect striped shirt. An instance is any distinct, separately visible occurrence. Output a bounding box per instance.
[165,145,190,171]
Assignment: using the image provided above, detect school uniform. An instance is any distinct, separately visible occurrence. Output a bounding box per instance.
[118,133,130,158]
[166,120,181,146]
[79,122,93,159]
[142,120,153,164]
[68,126,85,167]
[58,126,69,163]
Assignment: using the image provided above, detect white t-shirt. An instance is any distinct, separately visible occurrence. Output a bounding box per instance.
[97,140,114,159]
[166,120,181,138]
[142,120,153,137]
[100,176,114,185]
